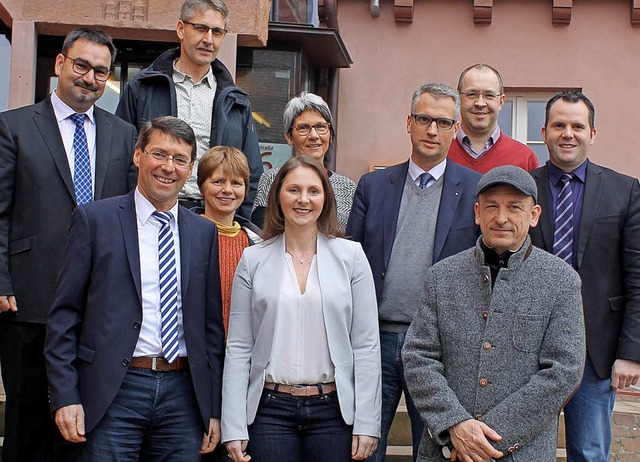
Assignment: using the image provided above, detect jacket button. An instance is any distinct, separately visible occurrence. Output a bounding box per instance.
[482,311,489,319]
[483,342,492,350]
[479,378,488,387]
[482,275,490,283]
[122,359,129,366]
[475,414,483,421]
[381,271,385,278]
[133,322,141,330]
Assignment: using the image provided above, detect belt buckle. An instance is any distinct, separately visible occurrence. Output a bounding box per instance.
[151,357,159,371]
[290,385,308,396]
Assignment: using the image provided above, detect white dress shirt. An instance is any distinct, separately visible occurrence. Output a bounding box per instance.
[133,188,187,358]
[265,254,335,384]
[50,90,97,193]
[408,157,446,189]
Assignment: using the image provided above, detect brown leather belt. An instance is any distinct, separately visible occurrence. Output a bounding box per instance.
[129,356,188,371]
[264,382,337,397]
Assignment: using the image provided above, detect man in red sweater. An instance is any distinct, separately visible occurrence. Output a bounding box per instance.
[448,64,540,173]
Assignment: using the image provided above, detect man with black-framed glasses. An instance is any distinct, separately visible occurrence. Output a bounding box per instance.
[0,28,137,462]
[116,0,261,220]
[449,63,540,174]
[347,83,481,462]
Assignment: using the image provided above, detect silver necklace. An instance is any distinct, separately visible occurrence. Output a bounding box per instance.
[286,248,316,265]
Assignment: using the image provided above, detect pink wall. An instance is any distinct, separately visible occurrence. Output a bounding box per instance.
[335,0,640,182]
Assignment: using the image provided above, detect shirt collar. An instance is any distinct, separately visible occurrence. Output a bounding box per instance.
[408,157,447,182]
[134,187,180,226]
[547,159,588,185]
[172,59,214,86]
[457,124,501,146]
[51,90,95,124]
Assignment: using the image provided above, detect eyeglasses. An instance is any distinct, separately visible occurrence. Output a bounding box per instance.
[459,91,502,101]
[144,149,192,169]
[292,122,331,136]
[183,20,228,38]
[411,114,456,130]
[63,56,111,82]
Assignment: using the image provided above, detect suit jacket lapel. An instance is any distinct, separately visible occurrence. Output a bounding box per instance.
[576,161,602,268]
[34,97,75,200]
[383,162,408,270]
[118,191,142,303]
[433,162,463,263]
[533,167,554,251]
[93,108,112,200]
[178,206,192,299]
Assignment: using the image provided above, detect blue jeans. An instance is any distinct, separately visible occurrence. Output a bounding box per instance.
[247,389,353,462]
[80,367,204,461]
[367,331,423,462]
[564,356,616,462]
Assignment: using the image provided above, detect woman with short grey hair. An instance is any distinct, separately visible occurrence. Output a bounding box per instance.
[251,92,356,230]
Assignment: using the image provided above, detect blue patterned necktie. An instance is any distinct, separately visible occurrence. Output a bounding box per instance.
[69,113,93,205]
[152,211,180,363]
[419,172,433,189]
[553,173,574,265]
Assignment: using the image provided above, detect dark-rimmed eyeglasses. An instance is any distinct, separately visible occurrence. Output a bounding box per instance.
[459,91,502,101]
[143,149,192,170]
[63,56,111,82]
[292,122,331,136]
[183,20,228,38]
[411,114,456,130]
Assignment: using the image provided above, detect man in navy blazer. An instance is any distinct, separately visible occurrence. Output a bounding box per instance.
[346,83,481,462]
[530,91,640,462]
[0,29,137,461]
[45,116,224,461]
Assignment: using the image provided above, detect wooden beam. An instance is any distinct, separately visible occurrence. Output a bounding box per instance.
[631,0,640,26]
[394,0,414,24]
[552,0,572,25]
[474,0,493,25]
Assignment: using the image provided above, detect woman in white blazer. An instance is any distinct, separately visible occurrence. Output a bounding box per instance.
[222,155,381,462]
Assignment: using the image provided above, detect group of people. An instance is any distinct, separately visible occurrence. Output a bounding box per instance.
[0,1,639,462]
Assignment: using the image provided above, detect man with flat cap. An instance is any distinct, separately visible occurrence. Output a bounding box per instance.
[403,165,586,461]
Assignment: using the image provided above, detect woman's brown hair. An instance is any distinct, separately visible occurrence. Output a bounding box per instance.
[262,155,342,240]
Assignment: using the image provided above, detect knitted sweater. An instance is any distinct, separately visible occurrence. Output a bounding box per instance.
[448,133,540,174]
[218,231,250,338]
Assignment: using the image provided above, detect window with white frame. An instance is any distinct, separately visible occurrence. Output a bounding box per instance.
[497,92,557,165]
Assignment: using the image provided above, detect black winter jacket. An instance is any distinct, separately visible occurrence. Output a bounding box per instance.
[115,47,261,219]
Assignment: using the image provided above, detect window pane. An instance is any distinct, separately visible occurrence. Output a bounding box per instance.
[527,101,546,142]
[498,100,513,137]
[236,49,298,170]
[529,143,549,165]
[271,0,318,25]
[0,34,10,111]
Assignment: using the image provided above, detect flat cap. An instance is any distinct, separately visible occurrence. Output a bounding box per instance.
[476,165,538,203]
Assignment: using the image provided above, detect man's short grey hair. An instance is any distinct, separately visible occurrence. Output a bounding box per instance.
[410,83,460,120]
[283,92,335,138]
[180,0,229,28]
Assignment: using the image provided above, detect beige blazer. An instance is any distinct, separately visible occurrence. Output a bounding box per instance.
[221,233,381,442]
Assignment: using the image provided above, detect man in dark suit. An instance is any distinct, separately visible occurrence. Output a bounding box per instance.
[530,90,640,462]
[0,28,137,461]
[45,116,224,460]
[346,83,481,462]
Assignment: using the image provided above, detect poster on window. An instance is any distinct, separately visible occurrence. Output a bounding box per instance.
[259,143,293,172]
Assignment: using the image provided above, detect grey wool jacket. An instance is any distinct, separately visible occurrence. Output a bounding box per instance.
[403,236,586,461]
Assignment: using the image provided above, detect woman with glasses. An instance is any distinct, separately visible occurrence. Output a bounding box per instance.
[223,155,381,462]
[251,92,356,230]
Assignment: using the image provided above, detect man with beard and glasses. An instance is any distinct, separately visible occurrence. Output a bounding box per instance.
[0,28,137,461]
